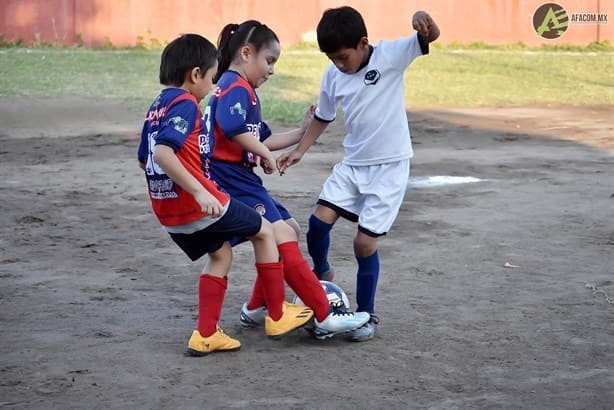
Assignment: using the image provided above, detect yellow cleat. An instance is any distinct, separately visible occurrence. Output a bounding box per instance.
[185,326,241,356]
[265,301,314,338]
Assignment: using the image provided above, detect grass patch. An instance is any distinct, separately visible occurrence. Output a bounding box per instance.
[1,43,612,123]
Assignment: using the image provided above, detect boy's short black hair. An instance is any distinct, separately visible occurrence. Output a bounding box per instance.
[159,34,218,87]
[317,6,368,53]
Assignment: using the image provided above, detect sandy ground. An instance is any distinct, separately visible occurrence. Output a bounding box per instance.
[1,97,613,409]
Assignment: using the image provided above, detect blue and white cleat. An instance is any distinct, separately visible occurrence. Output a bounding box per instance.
[348,314,380,342]
[310,303,370,340]
[239,303,267,328]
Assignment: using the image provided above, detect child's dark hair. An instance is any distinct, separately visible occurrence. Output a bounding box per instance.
[159,34,218,86]
[215,20,279,83]
[317,6,368,53]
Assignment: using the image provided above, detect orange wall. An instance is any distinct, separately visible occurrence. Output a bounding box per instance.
[1,0,612,47]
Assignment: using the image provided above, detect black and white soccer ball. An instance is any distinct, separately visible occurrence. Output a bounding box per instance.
[293,280,351,310]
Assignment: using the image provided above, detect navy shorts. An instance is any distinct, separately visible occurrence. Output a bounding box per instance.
[225,184,291,247]
[230,186,292,223]
[169,199,262,261]
[227,195,292,247]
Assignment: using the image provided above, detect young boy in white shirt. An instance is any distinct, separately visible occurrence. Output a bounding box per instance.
[278,6,440,341]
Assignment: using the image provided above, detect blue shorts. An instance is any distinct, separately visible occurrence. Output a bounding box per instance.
[211,161,292,223]
[228,195,291,247]
[210,161,292,246]
[169,198,262,261]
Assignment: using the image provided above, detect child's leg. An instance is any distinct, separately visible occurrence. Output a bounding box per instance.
[248,218,314,337]
[272,221,330,322]
[284,217,301,239]
[245,218,299,311]
[307,205,339,277]
[246,219,284,321]
[197,242,232,337]
[353,232,380,314]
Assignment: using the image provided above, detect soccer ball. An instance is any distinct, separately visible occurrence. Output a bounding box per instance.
[293,280,351,310]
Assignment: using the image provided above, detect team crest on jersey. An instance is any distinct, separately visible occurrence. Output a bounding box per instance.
[169,116,189,134]
[230,102,247,120]
[364,69,381,85]
[253,203,266,216]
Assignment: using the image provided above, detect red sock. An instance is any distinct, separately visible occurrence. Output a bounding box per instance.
[197,274,227,337]
[255,261,285,321]
[278,241,330,322]
[246,275,265,311]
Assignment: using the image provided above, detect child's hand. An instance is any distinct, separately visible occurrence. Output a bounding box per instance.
[277,149,303,175]
[412,11,436,39]
[300,105,316,132]
[260,152,277,175]
[194,190,224,217]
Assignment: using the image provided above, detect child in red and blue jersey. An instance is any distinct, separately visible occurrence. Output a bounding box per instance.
[204,21,370,339]
[137,34,313,355]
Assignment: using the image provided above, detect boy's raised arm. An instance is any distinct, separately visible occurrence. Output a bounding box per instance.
[412,11,440,43]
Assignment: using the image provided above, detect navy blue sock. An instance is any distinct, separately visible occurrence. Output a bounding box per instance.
[306,215,333,275]
[356,251,379,314]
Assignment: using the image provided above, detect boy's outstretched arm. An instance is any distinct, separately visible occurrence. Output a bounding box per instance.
[412,11,440,42]
[276,117,329,175]
[264,105,315,151]
[153,145,224,217]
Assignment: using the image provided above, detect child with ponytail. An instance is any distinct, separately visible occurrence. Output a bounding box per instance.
[203,20,370,339]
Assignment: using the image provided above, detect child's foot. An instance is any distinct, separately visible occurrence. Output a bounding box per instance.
[185,327,241,356]
[311,304,370,340]
[314,266,335,282]
[265,301,314,338]
[348,314,380,342]
[239,303,267,328]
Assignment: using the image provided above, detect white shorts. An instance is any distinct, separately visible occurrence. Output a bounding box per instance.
[318,159,410,236]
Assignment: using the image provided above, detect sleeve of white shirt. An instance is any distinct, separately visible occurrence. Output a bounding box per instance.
[314,65,337,122]
[380,33,424,71]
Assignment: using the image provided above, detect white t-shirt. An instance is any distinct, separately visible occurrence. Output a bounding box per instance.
[315,33,426,166]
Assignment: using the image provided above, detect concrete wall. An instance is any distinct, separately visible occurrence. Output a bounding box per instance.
[1,0,612,47]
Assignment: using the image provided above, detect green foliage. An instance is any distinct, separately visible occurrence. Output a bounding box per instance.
[135,30,167,50]
[74,33,84,48]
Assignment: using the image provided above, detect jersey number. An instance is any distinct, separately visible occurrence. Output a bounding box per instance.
[145,131,165,176]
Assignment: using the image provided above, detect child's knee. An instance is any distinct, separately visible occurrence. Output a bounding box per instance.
[255,219,275,241]
[353,234,378,257]
[206,243,233,276]
[273,220,298,243]
[313,205,339,224]
[285,218,301,238]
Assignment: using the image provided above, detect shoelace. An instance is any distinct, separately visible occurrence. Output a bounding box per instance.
[330,301,354,317]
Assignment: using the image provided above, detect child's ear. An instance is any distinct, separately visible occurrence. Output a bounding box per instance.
[359,37,369,49]
[239,44,252,62]
[188,67,201,83]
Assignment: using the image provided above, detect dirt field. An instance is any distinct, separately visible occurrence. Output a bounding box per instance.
[1,97,612,409]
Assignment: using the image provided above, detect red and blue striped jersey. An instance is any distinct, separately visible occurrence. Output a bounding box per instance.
[138,88,229,226]
[204,70,272,168]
